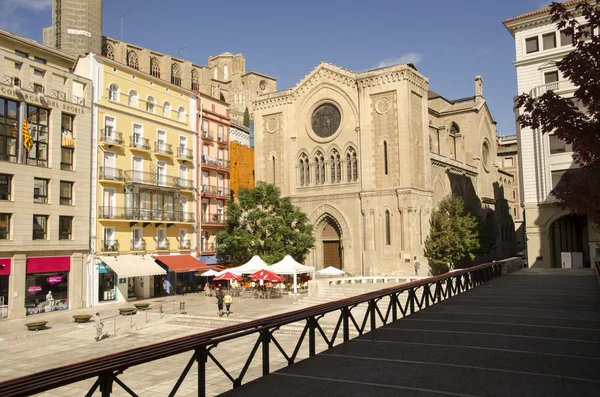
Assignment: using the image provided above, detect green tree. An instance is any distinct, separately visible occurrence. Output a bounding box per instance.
[424,195,480,275]
[243,107,250,127]
[216,182,315,265]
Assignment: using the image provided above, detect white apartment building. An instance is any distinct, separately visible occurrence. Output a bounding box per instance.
[504,0,599,268]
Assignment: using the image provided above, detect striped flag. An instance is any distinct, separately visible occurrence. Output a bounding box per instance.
[22,120,33,152]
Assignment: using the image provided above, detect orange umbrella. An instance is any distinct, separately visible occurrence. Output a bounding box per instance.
[250,269,285,282]
[213,271,242,281]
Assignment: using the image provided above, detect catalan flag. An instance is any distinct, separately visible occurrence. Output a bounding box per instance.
[22,120,33,152]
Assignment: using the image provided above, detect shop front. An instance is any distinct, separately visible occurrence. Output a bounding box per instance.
[97,262,117,302]
[25,256,70,316]
[98,255,166,302]
[154,255,209,294]
[0,258,9,319]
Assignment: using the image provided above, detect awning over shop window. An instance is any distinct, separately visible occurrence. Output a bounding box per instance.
[98,255,166,278]
[97,262,114,274]
[26,256,70,274]
[0,258,10,276]
[153,255,208,273]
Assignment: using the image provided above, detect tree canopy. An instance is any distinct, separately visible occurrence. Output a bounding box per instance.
[515,1,600,226]
[424,195,480,275]
[215,182,315,265]
[243,107,250,128]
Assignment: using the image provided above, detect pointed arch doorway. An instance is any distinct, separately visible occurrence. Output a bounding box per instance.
[319,216,343,269]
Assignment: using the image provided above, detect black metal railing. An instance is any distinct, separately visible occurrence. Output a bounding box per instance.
[100,240,119,252]
[156,239,170,251]
[177,147,193,160]
[201,243,215,252]
[174,177,194,190]
[200,185,231,197]
[0,261,504,397]
[201,155,230,169]
[101,128,125,145]
[129,136,151,151]
[98,206,194,222]
[201,213,225,224]
[155,141,173,155]
[99,167,125,181]
[124,170,178,188]
[179,240,191,250]
[130,239,146,252]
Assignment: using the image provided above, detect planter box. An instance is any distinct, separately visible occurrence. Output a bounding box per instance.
[118,308,137,316]
[25,321,48,331]
[73,315,92,323]
[134,303,151,311]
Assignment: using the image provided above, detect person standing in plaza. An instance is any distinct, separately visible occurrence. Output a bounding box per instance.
[216,287,225,317]
[163,278,172,296]
[414,257,421,276]
[224,292,233,316]
[94,312,104,342]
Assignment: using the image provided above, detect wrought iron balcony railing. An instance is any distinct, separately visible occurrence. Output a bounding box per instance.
[51,89,66,101]
[156,239,170,251]
[155,142,173,156]
[200,185,231,197]
[201,243,216,252]
[200,212,226,224]
[100,239,119,252]
[98,207,194,222]
[177,147,193,160]
[131,239,146,252]
[129,136,151,151]
[101,128,125,145]
[124,170,178,188]
[99,167,125,181]
[201,155,230,169]
[72,95,85,106]
[174,178,194,190]
[179,240,191,250]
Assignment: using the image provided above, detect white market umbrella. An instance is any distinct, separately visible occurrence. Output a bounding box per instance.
[228,255,269,274]
[270,255,315,294]
[197,269,219,277]
[317,266,345,276]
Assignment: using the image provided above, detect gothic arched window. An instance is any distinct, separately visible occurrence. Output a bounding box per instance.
[330,150,341,183]
[150,57,160,78]
[449,122,459,160]
[102,44,115,60]
[346,147,358,182]
[171,63,181,86]
[299,153,310,186]
[315,151,325,185]
[191,69,199,91]
[127,51,139,70]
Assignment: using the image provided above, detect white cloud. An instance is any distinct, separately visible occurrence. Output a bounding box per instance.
[376,53,424,68]
[0,0,51,35]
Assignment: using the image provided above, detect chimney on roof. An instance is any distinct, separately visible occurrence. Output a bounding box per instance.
[475,75,483,99]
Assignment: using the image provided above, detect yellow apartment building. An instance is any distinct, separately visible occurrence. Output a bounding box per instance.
[75,54,201,305]
[198,93,231,265]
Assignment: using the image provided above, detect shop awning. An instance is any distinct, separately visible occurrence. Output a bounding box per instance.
[98,255,166,278]
[153,255,208,273]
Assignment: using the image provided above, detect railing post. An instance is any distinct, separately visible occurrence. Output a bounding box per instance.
[99,374,113,397]
[369,299,376,331]
[409,288,415,314]
[308,317,316,357]
[343,307,350,342]
[261,330,270,376]
[424,285,430,307]
[391,293,398,321]
[196,346,206,397]
[435,281,441,303]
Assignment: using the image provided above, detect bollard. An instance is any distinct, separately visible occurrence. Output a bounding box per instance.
[179,301,186,314]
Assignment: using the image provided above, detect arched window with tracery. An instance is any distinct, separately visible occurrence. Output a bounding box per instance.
[102,44,115,60]
[127,51,139,70]
[171,63,181,86]
[346,147,358,182]
[191,69,199,91]
[150,57,160,78]
[330,150,341,183]
[315,151,325,185]
[385,210,391,245]
[299,153,310,186]
[449,123,459,160]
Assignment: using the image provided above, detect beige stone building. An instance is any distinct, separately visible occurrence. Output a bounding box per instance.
[254,62,515,276]
[42,0,103,58]
[0,29,93,319]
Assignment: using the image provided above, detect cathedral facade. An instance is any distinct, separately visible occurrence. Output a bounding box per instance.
[253,63,515,276]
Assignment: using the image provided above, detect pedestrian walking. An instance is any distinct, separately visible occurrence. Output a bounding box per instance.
[216,288,225,317]
[224,293,233,316]
[414,257,421,276]
[163,278,172,296]
[94,312,104,342]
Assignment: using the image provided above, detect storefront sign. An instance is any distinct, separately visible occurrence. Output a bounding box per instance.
[0,87,86,113]
[27,285,42,294]
[0,258,10,276]
[26,256,71,273]
[47,275,63,285]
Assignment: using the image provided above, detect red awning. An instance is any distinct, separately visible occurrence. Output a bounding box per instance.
[0,258,10,276]
[154,255,208,273]
[26,256,70,274]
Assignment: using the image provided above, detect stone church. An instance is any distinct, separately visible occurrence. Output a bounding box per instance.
[253,62,515,276]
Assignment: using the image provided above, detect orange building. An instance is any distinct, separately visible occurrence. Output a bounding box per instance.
[229,123,254,197]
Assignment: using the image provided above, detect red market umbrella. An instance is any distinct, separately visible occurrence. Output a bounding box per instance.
[213,271,243,281]
[250,270,285,283]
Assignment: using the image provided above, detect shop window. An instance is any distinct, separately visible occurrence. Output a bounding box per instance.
[34,178,49,203]
[32,214,48,240]
[60,181,73,205]
[0,98,18,163]
[26,105,49,167]
[0,213,10,239]
[25,272,69,315]
[99,270,116,301]
[525,36,539,53]
[542,32,556,50]
[59,216,73,240]
[0,174,11,200]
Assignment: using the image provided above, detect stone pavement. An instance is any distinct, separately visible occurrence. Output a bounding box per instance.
[221,269,600,397]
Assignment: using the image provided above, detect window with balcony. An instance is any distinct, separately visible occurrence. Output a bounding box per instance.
[0,98,18,163]
[33,214,48,240]
[156,228,168,250]
[26,105,49,167]
[0,174,12,200]
[61,113,74,171]
[542,32,556,50]
[0,213,10,240]
[60,181,73,205]
[525,36,539,53]
[34,178,49,203]
[217,125,223,141]
[59,216,72,240]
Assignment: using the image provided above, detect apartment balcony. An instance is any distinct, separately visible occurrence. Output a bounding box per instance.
[155,142,173,157]
[200,212,226,226]
[201,243,216,254]
[155,239,170,252]
[179,240,191,250]
[98,207,194,223]
[530,80,576,98]
[201,130,214,142]
[177,147,194,162]
[201,155,230,171]
[174,177,194,190]
[124,170,179,189]
[99,167,125,182]
[199,185,231,198]
[100,128,125,147]
[129,136,151,152]
[100,239,119,252]
[131,239,146,252]
[216,135,229,147]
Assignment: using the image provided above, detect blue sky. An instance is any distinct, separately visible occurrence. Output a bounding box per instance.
[1,0,554,135]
